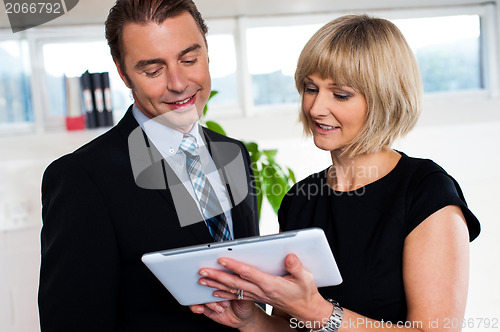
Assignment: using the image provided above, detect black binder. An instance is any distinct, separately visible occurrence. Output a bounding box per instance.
[91,72,106,127]
[80,70,96,128]
[101,72,114,127]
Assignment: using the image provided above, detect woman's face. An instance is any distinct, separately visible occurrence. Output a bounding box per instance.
[302,73,368,152]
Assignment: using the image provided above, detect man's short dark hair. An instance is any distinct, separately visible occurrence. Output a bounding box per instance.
[105,0,208,69]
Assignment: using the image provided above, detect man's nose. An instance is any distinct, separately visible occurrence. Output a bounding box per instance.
[166,66,188,93]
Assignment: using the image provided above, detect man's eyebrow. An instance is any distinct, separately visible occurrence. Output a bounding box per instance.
[179,44,201,58]
[133,44,202,70]
[134,58,165,70]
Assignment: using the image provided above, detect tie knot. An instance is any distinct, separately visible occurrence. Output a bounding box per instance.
[180,134,198,154]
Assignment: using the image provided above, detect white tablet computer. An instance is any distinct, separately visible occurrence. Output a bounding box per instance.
[141,227,342,306]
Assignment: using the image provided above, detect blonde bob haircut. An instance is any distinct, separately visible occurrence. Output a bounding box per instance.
[295,14,423,157]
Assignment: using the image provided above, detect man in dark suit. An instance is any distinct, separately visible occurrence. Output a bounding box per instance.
[38,1,259,331]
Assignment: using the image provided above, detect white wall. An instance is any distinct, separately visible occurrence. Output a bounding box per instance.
[0,128,109,331]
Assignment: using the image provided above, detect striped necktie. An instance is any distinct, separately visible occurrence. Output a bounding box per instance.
[179,134,231,241]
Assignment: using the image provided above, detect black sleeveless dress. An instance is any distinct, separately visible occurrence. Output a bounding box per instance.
[278,152,480,323]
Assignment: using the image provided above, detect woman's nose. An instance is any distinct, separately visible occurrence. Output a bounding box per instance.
[308,92,331,118]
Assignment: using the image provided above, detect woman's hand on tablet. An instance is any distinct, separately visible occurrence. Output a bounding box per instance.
[189,299,257,329]
[197,253,333,325]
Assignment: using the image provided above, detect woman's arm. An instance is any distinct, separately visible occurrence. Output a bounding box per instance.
[402,205,470,331]
[340,205,470,331]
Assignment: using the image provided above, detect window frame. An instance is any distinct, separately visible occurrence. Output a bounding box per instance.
[204,18,244,119]
[237,13,333,117]
[377,4,499,98]
[0,29,36,134]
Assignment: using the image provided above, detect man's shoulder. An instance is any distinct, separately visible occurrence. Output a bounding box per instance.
[46,125,127,175]
[77,126,126,158]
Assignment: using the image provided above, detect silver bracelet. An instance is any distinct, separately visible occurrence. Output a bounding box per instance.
[309,299,343,332]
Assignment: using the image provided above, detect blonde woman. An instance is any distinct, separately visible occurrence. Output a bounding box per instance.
[190,14,480,331]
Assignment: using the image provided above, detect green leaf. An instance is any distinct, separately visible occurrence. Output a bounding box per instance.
[266,162,289,183]
[250,152,262,165]
[287,167,297,183]
[263,149,278,162]
[252,169,263,221]
[245,142,259,154]
[202,90,219,117]
[261,163,289,214]
[244,142,261,164]
[209,90,219,100]
[205,120,227,136]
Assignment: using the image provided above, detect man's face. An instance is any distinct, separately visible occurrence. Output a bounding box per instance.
[116,11,211,133]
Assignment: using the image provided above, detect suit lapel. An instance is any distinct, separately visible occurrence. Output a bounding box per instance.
[160,156,213,243]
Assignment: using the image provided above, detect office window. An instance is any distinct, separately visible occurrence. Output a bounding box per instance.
[244,13,485,110]
[0,39,32,124]
[42,41,131,117]
[206,33,238,106]
[393,15,482,93]
[246,24,322,106]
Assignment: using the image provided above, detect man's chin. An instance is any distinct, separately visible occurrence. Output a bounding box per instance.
[152,108,201,133]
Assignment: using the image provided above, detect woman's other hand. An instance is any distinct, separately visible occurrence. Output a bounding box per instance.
[198,253,333,325]
[189,299,258,329]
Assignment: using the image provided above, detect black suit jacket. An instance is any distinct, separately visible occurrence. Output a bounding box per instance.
[39,107,259,332]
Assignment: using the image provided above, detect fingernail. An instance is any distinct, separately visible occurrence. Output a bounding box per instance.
[219,259,227,266]
[289,255,297,264]
[199,279,207,286]
[215,305,225,313]
[200,270,208,276]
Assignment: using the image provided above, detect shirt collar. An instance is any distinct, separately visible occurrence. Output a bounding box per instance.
[131,104,205,157]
